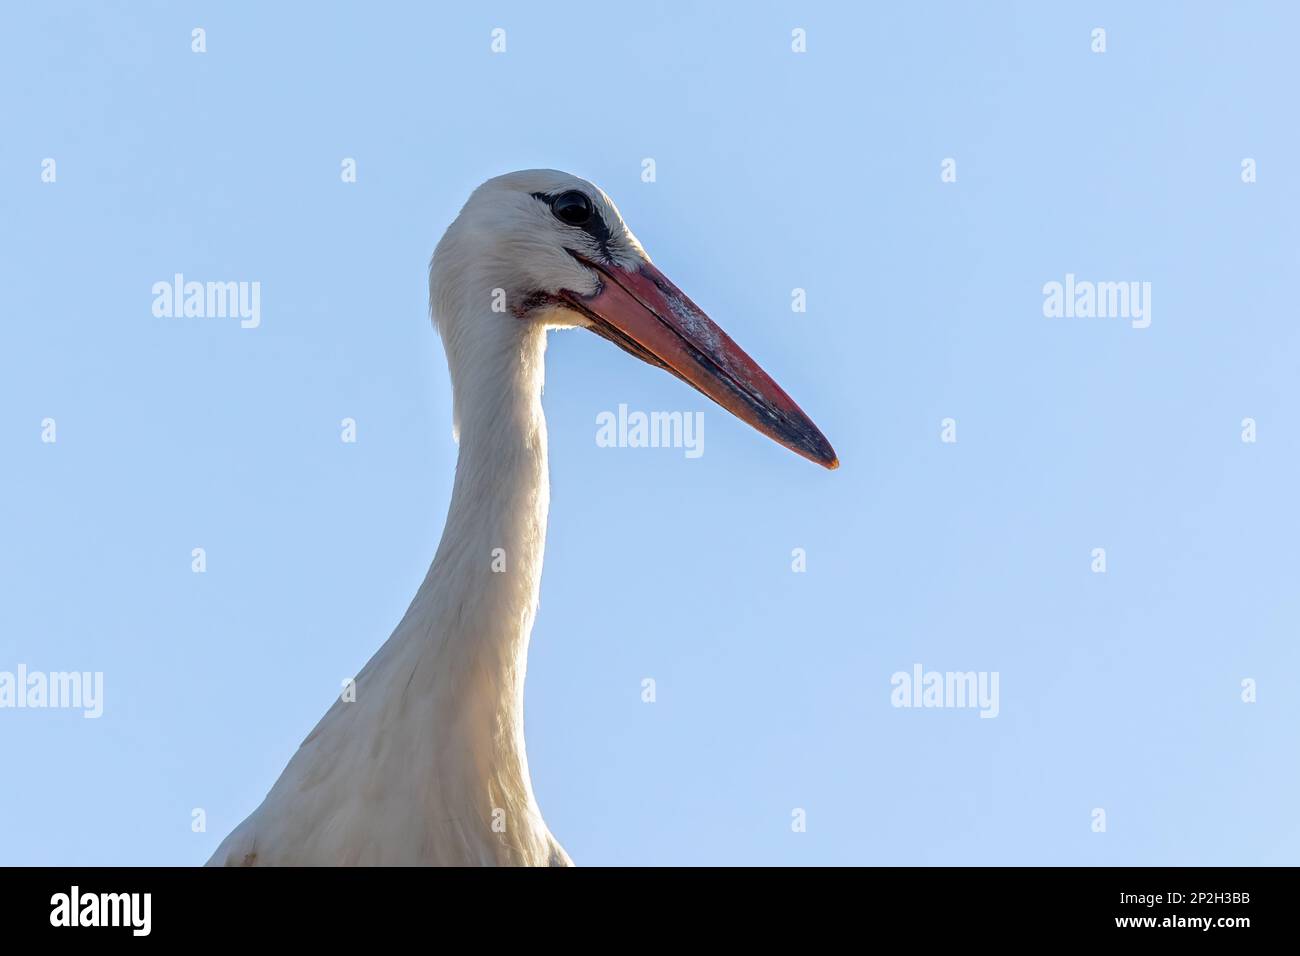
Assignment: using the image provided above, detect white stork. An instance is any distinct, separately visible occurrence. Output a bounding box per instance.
[208,170,837,866]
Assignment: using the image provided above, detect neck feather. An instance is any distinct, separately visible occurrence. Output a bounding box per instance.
[208,311,568,867]
[395,318,561,863]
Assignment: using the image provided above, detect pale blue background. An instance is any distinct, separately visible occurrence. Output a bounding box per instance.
[1,2,1296,866]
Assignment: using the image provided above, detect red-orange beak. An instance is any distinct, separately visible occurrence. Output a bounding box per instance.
[560,255,838,469]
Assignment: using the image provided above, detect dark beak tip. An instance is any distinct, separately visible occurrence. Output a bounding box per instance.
[802,429,838,470]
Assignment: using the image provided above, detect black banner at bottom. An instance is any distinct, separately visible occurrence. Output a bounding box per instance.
[0,866,1280,942]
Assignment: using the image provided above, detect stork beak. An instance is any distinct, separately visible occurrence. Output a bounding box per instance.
[560,255,839,469]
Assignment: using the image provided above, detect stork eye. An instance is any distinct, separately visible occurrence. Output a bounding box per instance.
[551,190,593,226]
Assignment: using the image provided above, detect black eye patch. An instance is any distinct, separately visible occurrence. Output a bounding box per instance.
[532,190,613,255]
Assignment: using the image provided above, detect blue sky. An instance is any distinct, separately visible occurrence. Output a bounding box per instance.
[1,2,1297,865]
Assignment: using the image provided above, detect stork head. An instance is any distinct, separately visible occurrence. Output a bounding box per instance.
[430,169,837,469]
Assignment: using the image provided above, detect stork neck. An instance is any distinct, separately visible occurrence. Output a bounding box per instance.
[397,318,559,864]
[437,319,550,587]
